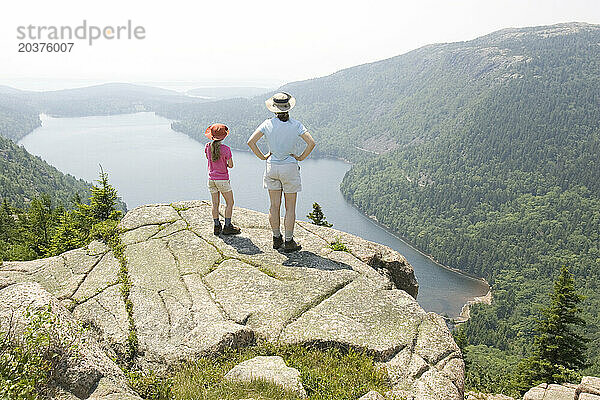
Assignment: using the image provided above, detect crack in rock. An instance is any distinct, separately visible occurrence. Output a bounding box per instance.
[90,297,127,337]
[66,251,109,300]
[199,275,236,323]
[277,278,355,341]
[74,282,120,306]
[157,289,172,340]
[163,239,193,305]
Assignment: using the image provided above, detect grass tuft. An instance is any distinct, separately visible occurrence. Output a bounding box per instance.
[328,238,350,253]
[169,341,391,400]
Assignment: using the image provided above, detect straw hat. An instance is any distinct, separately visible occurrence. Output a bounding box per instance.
[265,92,296,113]
[204,123,229,141]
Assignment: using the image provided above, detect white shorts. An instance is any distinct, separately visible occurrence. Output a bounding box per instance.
[208,179,232,194]
[263,163,302,193]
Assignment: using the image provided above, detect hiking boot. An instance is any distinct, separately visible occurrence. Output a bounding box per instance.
[214,223,222,235]
[222,224,241,235]
[273,235,283,249]
[283,239,302,253]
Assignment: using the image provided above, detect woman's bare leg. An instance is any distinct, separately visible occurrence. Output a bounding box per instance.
[283,192,297,239]
[268,189,283,234]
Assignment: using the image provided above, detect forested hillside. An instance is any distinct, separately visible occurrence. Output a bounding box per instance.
[0,134,91,208]
[0,91,41,141]
[156,22,600,382]
[340,23,600,379]
[155,26,572,159]
[0,84,165,211]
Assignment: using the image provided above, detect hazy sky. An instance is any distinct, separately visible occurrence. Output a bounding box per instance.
[2,0,600,90]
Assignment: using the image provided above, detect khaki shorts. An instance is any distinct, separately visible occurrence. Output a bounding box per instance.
[208,179,232,194]
[263,163,302,193]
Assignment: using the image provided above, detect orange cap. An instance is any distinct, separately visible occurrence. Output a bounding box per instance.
[205,123,229,141]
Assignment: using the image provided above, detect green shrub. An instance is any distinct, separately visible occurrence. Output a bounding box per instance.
[0,305,82,400]
[90,219,120,249]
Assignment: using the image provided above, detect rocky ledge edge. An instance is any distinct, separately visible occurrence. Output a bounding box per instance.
[0,200,464,399]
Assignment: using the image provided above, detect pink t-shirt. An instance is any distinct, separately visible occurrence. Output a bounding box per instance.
[205,143,232,180]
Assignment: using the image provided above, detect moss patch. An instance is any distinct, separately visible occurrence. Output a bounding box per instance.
[91,220,138,367]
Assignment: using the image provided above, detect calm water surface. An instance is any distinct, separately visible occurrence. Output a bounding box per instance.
[19,112,489,317]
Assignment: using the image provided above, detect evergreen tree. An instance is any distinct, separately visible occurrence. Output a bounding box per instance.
[86,166,122,222]
[49,168,122,255]
[20,195,57,257]
[0,199,14,243]
[519,266,587,389]
[307,202,333,227]
[49,211,87,256]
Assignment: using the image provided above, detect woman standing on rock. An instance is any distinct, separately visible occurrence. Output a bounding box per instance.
[247,92,316,252]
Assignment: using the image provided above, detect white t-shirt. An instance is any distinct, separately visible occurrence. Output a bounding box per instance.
[257,117,308,164]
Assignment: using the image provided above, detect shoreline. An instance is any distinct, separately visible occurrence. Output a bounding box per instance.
[347,199,490,285]
[341,200,492,322]
[453,290,493,324]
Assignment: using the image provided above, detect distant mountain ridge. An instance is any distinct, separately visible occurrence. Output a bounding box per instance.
[186,86,272,99]
[155,22,599,158]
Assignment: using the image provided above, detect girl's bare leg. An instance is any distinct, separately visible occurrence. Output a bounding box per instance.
[211,191,220,220]
[221,190,234,218]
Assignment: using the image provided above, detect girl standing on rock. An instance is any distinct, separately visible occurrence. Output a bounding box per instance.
[205,123,241,236]
[247,92,316,252]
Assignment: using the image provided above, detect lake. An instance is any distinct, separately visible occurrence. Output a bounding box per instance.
[19,112,489,317]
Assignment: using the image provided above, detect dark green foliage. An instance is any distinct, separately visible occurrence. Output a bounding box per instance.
[0,195,65,261]
[0,134,90,209]
[0,87,41,142]
[49,168,122,256]
[0,169,125,262]
[49,211,88,256]
[306,202,333,227]
[80,167,123,223]
[0,104,40,142]
[22,195,61,257]
[518,266,587,389]
[337,26,600,375]
[462,345,521,398]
